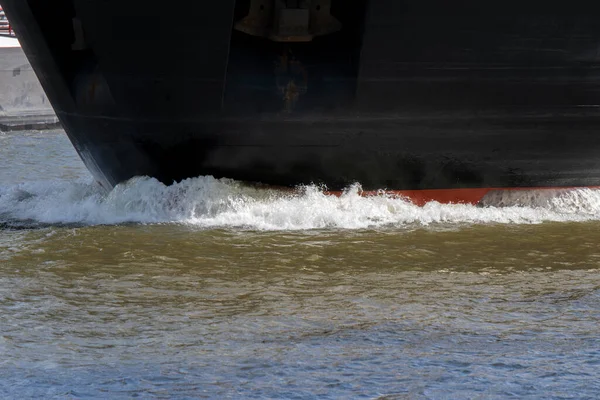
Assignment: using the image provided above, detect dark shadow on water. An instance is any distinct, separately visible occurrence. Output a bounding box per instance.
[0,216,145,231]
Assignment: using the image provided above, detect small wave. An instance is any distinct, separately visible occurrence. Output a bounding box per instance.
[2,176,600,230]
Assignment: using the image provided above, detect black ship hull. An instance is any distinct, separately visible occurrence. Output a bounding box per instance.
[4,1,600,202]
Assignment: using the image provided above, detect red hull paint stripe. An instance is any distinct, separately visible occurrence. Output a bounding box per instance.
[324,186,600,206]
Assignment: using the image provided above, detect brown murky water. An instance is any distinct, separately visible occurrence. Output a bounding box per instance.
[1,130,599,398]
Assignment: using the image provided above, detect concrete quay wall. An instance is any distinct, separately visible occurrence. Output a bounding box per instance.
[0,37,59,131]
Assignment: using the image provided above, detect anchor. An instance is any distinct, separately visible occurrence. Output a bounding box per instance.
[275,47,308,112]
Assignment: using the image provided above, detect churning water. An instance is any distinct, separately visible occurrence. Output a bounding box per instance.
[1,130,599,399]
[4,174,600,229]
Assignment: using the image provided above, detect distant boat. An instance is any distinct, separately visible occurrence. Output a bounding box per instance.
[3,1,600,204]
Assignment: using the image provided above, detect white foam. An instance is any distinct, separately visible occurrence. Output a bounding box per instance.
[2,176,600,229]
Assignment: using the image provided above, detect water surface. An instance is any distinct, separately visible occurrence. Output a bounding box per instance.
[1,130,599,399]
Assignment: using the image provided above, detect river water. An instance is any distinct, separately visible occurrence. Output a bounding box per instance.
[1,130,599,399]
